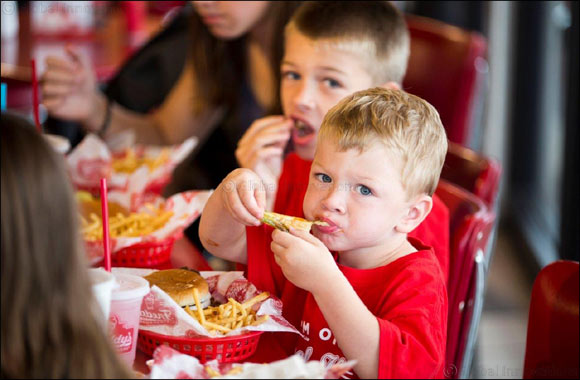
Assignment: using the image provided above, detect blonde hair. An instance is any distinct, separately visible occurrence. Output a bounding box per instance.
[287,1,410,85]
[320,88,448,198]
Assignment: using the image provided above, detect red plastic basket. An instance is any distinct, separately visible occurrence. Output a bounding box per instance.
[138,330,263,364]
[112,237,176,267]
[86,236,176,268]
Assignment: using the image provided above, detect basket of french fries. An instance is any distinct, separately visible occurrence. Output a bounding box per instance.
[67,134,197,196]
[113,269,301,364]
[78,190,212,267]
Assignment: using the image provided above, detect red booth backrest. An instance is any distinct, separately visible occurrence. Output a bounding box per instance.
[523,260,579,379]
[403,15,487,146]
[441,141,502,209]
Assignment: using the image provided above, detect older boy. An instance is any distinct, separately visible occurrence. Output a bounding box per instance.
[200,88,448,378]
[236,1,450,282]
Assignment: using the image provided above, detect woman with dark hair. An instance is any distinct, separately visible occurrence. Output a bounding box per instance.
[41,1,301,255]
[1,112,133,379]
[41,1,300,187]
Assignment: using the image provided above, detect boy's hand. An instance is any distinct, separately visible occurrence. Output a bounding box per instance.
[219,168,267,227]
[270,228,341,293]
[236,116,293,209]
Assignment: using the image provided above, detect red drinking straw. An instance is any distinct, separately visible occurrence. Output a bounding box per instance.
[100,178,112,272]
[30,59,41,132]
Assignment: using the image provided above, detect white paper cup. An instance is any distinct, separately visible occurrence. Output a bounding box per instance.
[89,268,116,328]
[108,272,150,367]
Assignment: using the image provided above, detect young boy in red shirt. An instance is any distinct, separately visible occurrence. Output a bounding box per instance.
[236,1,450,283]
[199,88,448,378]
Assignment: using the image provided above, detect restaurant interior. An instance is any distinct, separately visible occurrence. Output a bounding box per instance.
[1,1,578,379]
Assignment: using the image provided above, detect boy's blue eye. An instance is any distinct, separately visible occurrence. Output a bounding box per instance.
[282,70,300,81]
[315,173,332,183]
[356,185,372,196]
[323,78,342,88]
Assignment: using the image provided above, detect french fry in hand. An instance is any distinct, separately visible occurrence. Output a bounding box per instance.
[261,211,328,232]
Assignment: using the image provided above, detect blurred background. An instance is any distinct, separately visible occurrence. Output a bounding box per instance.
[1,1,578,379]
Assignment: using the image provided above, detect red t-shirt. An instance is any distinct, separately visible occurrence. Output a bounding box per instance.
[246,224,447,379]
[274,153,450,285]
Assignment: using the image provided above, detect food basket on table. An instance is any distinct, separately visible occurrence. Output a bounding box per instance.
[138,329,264,364]
[114,269,301,364]
[67,134,196,197]
[79,190,212,268]
[85,234,179,268]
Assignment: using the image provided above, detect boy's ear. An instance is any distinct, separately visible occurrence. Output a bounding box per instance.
[395,194,433,234]
[380,81,401,91]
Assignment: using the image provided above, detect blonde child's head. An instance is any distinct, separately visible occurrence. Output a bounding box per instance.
[281,1,410,160]
[320,87,447,199]
[303,88,446,257]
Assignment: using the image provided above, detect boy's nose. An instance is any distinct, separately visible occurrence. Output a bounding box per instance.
[293,82,316,111]
[321,185,347,214]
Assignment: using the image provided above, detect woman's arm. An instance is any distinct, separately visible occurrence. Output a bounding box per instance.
[43,50,223,145]
[99,63,225,145]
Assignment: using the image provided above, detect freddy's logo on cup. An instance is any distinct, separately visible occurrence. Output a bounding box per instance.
[140,293,178,326]
[109,315,134,353]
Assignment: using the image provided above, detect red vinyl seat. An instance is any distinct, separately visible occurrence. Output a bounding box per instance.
[403,14,488,146]
[434,180,495,378]
[523,260,579,379]
[441,141,503,210]
[438,143,502,378]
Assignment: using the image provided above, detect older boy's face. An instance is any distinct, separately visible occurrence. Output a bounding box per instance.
[303,139,410,255]
[281,29,376,161]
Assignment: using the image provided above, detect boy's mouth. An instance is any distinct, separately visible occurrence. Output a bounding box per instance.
[292,119,317,146]
[313,217,341,234]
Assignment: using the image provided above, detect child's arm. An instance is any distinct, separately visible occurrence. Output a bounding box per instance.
[271,228,380,378]
[198,169,266,264]
[272,229,446,379]
[235,116,293,210]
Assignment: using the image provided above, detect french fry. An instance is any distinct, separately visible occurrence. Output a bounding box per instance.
[205,366,221,378]
[251,315,269,326]
[184,292,270,336]
[193,288,205,324]
[81,205,174,241]
[261,211,329,232]
[202,321,232,333]
[241,292,270,309]
[112,147,170,174]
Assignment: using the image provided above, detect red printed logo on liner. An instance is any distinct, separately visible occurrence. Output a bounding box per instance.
[140,293,178,326]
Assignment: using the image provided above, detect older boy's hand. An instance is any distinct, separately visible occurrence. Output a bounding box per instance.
[236,116,293,209]
[270,227,341,293]
[219,168,266,227]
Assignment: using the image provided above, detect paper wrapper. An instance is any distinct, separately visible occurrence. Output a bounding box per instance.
[67,134,197,194]
[112,269,301,338]
[147,346,356,379]
[85,190,212,264]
